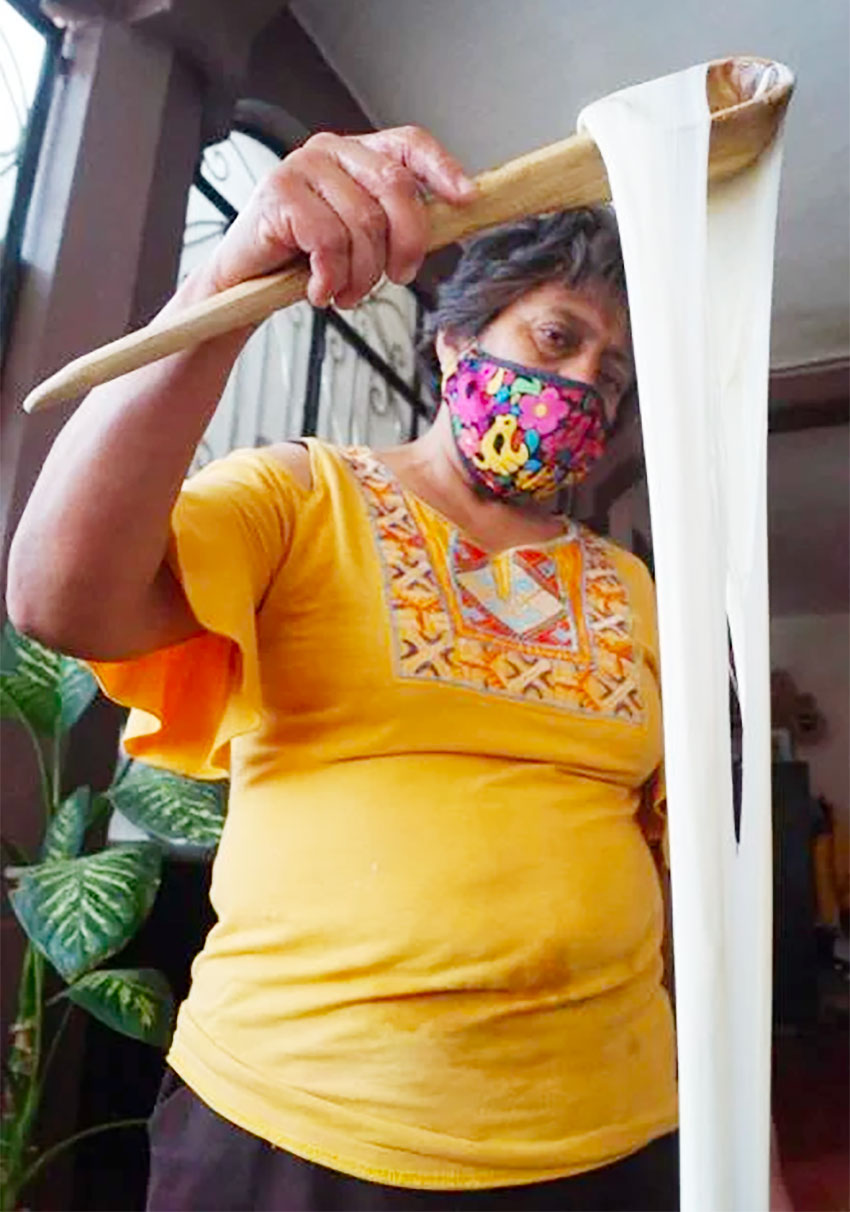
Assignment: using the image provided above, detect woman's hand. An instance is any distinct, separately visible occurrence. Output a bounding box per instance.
[204,126,475,309]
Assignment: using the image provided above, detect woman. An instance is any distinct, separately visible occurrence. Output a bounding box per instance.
[8,126,678,1210]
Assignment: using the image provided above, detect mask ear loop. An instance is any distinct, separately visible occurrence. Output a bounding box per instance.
[439,337,479,389]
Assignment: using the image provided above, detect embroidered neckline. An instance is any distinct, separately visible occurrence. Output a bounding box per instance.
[335,443,645,723]
[343,444,579,562]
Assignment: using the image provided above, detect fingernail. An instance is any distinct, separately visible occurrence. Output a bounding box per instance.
[456,174,476,197]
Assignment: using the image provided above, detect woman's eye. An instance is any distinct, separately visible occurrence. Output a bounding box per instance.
[537,326,573,351]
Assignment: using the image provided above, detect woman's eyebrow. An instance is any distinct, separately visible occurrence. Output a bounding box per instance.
[540,303,588,328]
[541,301,626,339]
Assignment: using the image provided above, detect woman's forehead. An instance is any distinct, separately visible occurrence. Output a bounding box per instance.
[514,277,624,315]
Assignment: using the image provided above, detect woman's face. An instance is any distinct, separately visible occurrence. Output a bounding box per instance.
[440,279,633,429]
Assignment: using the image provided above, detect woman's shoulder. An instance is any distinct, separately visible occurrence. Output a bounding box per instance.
[208,439,339,498]
[262,441,314,491]
[261,438,378,495]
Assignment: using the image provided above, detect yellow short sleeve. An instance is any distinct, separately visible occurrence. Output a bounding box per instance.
[89,448,306,780]
[626,554,668,866]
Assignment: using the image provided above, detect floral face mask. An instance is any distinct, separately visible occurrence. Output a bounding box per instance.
[442,346,612,503]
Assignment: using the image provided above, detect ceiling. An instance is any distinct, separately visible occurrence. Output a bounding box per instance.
[292,0,849,371]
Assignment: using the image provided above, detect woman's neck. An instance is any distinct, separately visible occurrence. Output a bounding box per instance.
[377,408,568,554]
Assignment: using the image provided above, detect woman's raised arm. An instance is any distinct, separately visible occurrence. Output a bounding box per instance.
[6,127,473,660]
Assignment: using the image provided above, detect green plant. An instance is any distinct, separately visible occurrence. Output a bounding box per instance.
[0,624,226,1210]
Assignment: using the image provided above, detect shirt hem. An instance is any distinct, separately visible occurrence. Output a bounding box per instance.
[167,1012,679,1192]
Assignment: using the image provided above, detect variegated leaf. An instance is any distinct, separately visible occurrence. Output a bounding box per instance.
[42,788,109,861]
[8,844,162,982]
[66,967,174,1048]
[0,624,97,736]
[57,656,99,730]
[0,663,59,737]
[109,763,226,852]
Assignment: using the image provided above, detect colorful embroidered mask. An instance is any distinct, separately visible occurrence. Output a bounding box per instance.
[442,347,612,503]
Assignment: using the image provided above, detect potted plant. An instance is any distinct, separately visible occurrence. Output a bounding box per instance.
[0,624,225,1210]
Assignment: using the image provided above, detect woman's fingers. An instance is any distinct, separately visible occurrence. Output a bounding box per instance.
[277,176,352,308]
[330,126,476,286]
[299,127,474,298]
[206,125,475,306]
[359,125,476,205]
[294,142,392,306]
[306,133,429,288]
[228,171,350,306]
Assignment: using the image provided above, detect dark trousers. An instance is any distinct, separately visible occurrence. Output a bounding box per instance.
[147,1070,679,1212]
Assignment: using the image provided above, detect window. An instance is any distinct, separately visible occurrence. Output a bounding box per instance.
[0,0,61,349]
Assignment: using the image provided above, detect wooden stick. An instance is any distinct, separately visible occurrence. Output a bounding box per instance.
[22,135,609,415]
[22,57,793,415]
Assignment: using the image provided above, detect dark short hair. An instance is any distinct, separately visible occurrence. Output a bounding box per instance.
[421,207,636,430]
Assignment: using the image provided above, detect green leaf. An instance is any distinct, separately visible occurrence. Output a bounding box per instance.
[41,787,108,861]
[0,1108,21,1197]
[57,657,98,731]
[66,968,174,1048]
[0,624,97,736]
[7,844,162,982]
[0,666,59,737]
[108,763,226,853]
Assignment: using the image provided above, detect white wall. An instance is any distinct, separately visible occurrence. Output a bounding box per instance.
[770,613,850,840]
[606,475,849,842]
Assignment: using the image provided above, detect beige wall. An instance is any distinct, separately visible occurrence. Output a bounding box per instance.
[770,612,850,837]
[604,446,849,846]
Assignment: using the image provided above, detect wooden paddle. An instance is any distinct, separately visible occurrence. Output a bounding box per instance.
[23,56,793,414]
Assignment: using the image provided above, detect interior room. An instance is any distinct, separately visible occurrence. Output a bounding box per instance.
[1,1,847,1209]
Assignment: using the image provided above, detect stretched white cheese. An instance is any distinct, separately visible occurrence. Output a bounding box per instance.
[580,64,785,1212]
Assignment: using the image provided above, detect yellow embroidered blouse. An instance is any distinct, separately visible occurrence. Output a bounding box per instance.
[91,439,677,1190]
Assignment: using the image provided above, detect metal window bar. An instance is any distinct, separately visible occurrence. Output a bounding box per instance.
[0,0,63,357]
[325,307,430,424]
[192,124,433,441]
[409,295,425,441]
[302,307,327,438]
[193,171,238,225]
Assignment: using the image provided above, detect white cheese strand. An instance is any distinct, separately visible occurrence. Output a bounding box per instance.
[580,64,785,1211]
